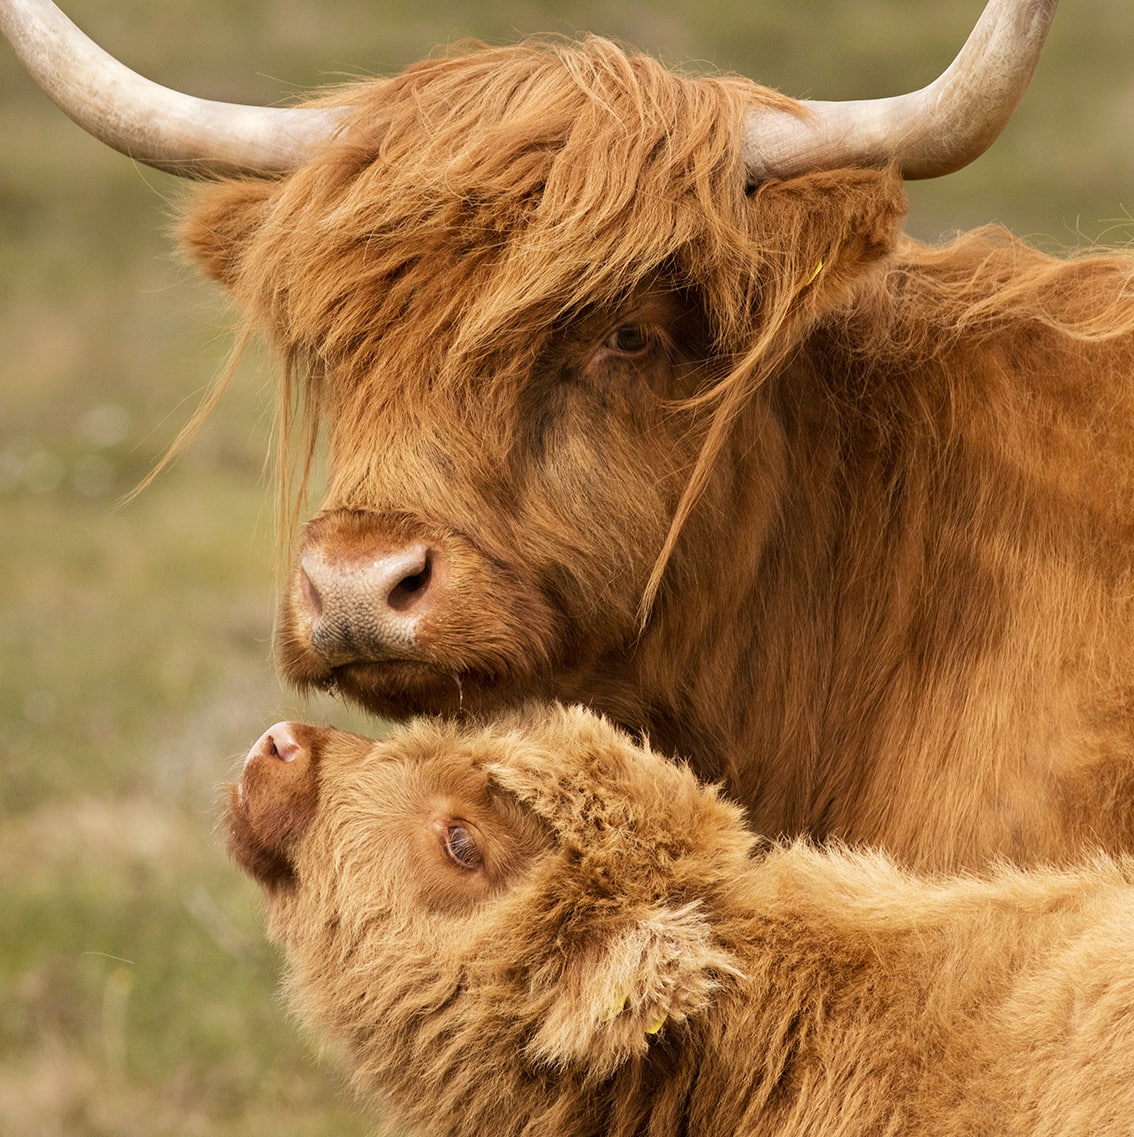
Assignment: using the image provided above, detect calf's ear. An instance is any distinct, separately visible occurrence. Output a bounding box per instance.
[526,902,740,1077]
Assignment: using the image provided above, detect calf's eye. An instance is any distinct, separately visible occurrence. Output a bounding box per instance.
[604,324,650,355]
[441,823,484,871]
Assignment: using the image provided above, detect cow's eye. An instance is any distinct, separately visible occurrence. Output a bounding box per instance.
[604,324,650,355]
[441,823,484,871]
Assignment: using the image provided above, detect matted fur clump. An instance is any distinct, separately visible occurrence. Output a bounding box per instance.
[228,705,1134,1137]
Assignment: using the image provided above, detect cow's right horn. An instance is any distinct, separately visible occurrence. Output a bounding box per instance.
[0,0,346,178]
[743,0,1059,182]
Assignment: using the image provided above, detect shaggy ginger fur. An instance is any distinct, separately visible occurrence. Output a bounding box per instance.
[185,38,1134,869]
[228,705,1134,1137]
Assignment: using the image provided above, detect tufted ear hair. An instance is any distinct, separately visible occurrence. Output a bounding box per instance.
[480,704,749,1076]
[525,902,742,1078]
[747,166,907,320]
[178,178,277,290]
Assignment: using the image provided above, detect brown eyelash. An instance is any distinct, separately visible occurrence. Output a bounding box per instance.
[606,324,650,354]
[442,823,484,870]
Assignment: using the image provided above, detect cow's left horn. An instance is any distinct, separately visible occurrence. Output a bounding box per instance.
[0,0,346,177]
[743,0,1059,182]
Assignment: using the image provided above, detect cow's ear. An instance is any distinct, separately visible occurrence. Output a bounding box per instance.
[750,165,907,313]
[177,179,277,290]
[525,903,740,1077]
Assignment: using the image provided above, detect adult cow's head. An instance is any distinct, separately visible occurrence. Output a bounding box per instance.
[183,42,920,724]
[2,0,1059,732]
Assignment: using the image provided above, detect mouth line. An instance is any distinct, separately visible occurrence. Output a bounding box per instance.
[332,656,440,683]
[303,657,508,717]
[308,657,462,693]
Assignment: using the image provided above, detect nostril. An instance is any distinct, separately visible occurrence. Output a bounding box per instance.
[245,722,306,770]
[267,724,303,763]
[387,550,432,612]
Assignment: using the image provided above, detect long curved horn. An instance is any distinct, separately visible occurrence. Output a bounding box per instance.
[743,0,1059,182]
[0,0,345,177]
[5,0,1056,182]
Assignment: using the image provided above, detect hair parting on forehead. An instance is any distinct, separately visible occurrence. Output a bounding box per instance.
[183,36,861,584]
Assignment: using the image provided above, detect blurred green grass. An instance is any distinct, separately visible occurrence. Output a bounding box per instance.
[1,1,1131,1133]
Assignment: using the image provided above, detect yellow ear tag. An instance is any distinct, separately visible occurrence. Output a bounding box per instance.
[601,991,629,1023]
[599,991,665,1035]
[804,256,825,286]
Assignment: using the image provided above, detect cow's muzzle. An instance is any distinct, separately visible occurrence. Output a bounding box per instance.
[299,539,444,665]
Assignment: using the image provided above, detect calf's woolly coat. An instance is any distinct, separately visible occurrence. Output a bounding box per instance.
[228,705,1134,1137]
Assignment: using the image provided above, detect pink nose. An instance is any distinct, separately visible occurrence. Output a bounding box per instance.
[298,543,442,664]
[245,721,308,768]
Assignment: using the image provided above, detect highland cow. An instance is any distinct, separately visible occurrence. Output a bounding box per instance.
[8,0,1134,868]
[228,705,1134,1137]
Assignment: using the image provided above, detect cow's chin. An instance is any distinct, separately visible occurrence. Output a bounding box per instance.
[311,659,529,720]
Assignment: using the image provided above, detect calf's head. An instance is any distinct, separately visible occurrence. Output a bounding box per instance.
[184,39,905,723]
[226,705,749,1124]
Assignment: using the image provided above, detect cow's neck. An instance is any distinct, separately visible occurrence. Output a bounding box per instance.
[605,282,1134,869]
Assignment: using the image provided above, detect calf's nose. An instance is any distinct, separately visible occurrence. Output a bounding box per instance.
[298,543,441,663]
[230,721,321,886]
[240,722,317,805]
[245,721,308,769]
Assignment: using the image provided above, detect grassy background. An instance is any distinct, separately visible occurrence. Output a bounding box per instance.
[1,1,1132,1133]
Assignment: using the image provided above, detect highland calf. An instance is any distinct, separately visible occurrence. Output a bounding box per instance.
[228,705,1134,1137]
[8,0,1134,868]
